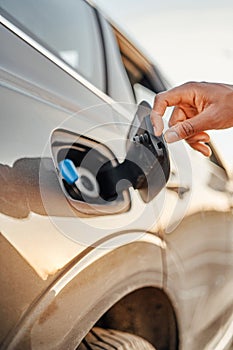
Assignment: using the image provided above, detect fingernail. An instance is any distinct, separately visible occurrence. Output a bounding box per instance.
[164,129,180,143]
[153,126,158,136]
[204,147,212,157]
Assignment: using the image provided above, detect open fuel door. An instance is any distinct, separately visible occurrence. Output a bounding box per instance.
[52,101,170,215]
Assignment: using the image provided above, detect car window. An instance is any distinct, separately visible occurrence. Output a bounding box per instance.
[112,26,168,100]
[0,0,105,91]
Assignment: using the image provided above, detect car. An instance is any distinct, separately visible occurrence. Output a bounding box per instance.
[0,1,233,349]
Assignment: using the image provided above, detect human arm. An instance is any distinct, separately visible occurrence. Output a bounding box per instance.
[151,82,233,156]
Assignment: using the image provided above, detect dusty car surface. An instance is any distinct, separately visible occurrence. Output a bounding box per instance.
[0,1,233,349]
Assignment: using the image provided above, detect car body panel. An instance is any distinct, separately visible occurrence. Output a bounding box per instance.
[1,2,233,349]
[1,234,164,350]
[0,12,164,347]
[160,144,233,349]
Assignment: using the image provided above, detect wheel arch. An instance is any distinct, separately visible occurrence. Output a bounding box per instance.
[3,233,178,350]
[95,286,179,350]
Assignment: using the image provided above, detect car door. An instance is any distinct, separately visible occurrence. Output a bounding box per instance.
[116,28,233,349]
[160,142,233,349]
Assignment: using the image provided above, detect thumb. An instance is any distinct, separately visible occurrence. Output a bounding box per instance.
[164,121,194,143]
[164,110,211,143]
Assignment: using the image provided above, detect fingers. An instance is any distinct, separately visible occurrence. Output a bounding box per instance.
[164,129,211,156]
[150,99,185,136]
[164,106,213,142]
[185,132,210,144]
[150,110,164,136]
[165,129,211,156]
[169,105,197,127]
[186,132,211,157]
[150,81,233,157]
[156,111,212,157]
[164,120,195,143]
[153,84,193,114]
[168,106,187,127]
[150,90,181,136]
[187,141,212,157]
[151,82,198,135]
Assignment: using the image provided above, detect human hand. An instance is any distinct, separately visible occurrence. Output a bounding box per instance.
[151,82,233,156]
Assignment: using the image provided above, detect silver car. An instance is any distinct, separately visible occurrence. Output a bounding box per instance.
[0,1,233,349]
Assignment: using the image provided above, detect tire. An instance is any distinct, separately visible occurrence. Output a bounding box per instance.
[78,327,156,349]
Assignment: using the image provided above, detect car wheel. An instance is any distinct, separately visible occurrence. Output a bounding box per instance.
[78,327,156,349]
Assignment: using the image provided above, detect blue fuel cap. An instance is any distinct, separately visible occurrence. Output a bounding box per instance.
[58,159,79,185]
